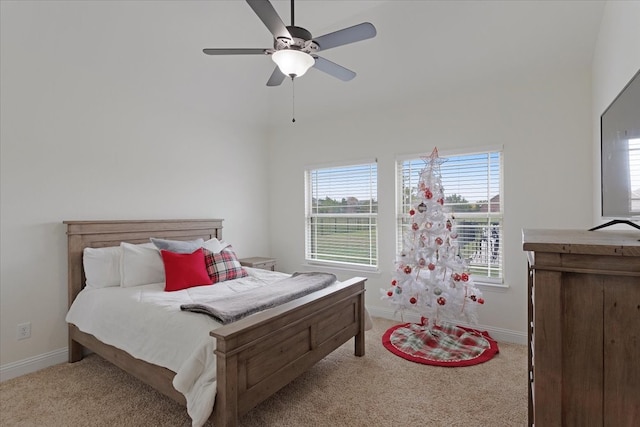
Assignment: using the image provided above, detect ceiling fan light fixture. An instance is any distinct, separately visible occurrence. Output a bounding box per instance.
[272,49,314,78]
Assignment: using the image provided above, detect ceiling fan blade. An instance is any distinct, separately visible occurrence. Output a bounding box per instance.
[246,0,292,40]
[312,56,356,82]
[312,22,376,52]
[203,48,269,55]
[266,67,286,86]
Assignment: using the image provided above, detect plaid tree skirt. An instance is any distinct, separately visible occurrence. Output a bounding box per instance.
[382,321,499,367]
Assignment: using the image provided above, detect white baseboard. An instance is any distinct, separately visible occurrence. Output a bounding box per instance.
[0,347,68,382]
[367,306,527,345]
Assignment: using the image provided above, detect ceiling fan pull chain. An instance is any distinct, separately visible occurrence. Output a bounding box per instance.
[292,76,296,123]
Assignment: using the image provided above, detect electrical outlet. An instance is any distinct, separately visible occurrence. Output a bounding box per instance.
[17,322,31,340]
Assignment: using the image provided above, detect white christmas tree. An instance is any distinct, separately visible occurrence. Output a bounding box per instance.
[382,147,484,329]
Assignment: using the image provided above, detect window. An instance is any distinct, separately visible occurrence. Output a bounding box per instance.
[397,149,503,284]
[305,161,378,268]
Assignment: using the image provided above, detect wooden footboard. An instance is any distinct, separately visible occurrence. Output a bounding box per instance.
[65,219,367,426]
[212,277,366,426]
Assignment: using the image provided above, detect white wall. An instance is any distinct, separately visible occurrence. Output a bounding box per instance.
[592,1,640,226]
[4,0,637,377]
[0,2,271,371]
[268,69,594,342]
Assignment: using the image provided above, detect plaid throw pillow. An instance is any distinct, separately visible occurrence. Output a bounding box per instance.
[203,246,248,284]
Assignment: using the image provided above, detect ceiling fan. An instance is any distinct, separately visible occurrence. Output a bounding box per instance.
[203,0,377,86]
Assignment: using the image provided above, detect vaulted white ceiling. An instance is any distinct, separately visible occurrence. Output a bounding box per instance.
[29,1,604,126]
[194,0,605,124]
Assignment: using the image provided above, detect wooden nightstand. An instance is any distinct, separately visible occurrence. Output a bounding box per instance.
[239,257,276,271]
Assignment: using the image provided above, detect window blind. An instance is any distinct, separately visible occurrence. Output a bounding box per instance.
[305,162,378,268]
[397,150,503,283]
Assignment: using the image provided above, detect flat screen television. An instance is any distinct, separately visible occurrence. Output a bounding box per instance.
[596,68,640,231]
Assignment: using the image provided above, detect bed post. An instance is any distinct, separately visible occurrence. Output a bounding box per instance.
[213,339,238,427]
[66,225,85,362]
[355,286,366,357]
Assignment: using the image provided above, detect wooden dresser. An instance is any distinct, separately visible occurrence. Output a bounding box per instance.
[522,229,640,427]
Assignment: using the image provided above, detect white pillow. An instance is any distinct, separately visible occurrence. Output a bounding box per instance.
[120,242,165,287]
[201,238,230,254]
[83,246,122,289]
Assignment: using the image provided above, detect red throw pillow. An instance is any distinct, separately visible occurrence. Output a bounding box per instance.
[160,248,212,292]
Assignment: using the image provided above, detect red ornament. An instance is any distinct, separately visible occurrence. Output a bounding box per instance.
[446,220,452,230]
[461,273,469,282]
[435,237,443,245]
[425,189,433,199]
[428,263,436,271]
[409,297,417,304]
[391,279,397,286]
[478,298,485,304]
[387,291,393,297]
[409,209,415,216]
[437,198,444,205]
[412,223,419,231]
[404,265,412,274]
[453,273,461,281]
[437,297,446,305]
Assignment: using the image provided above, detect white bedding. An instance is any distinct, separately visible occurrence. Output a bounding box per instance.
[66,267,290,427]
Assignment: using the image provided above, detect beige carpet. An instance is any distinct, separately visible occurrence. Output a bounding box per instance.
[0,317,528,426]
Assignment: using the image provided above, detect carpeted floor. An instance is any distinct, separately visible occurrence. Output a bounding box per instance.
[0,317,528,426]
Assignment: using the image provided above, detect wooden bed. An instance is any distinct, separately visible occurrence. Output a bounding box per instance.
[65,219,367,427]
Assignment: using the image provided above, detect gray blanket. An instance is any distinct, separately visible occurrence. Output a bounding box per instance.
[180,272,337,324]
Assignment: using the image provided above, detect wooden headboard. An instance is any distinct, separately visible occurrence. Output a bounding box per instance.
[64,219,224,309]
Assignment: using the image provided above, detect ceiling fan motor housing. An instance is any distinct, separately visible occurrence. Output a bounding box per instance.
[274,25,319,53]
